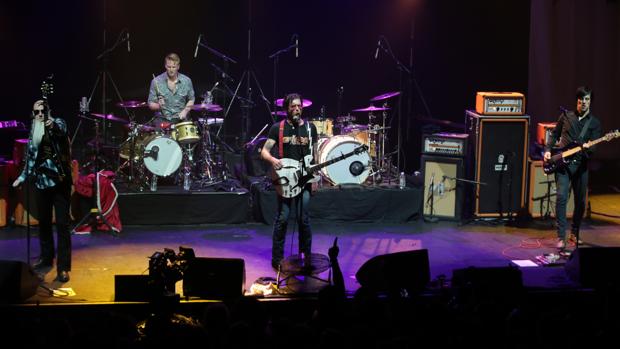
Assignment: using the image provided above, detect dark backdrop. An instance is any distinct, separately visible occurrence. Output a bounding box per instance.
[1,0,539,174]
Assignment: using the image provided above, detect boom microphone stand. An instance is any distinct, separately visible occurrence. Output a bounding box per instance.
[269,34,298,117]
[375,33,433,174]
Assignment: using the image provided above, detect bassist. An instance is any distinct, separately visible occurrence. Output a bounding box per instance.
[543,86,602,249]
[261,93,318,271]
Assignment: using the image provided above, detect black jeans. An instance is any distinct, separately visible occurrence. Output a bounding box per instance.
[272,188,312,264]
[36,180,72,271]
[555,163,588,240]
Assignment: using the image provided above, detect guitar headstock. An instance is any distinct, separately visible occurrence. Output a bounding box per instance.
[40,75,54,100]
[605,129,620,141]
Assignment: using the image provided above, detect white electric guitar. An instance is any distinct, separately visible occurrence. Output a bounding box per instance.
[272,144,368,198]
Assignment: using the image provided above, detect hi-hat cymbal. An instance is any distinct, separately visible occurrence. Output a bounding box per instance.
[190,103,223,112]
[91,113,128,123]
[274,98,313,108]
[336,115,356,123]
[351,105,391,112]
[370,91,401,102]
[117,100,146,108]
[271,111,287,117]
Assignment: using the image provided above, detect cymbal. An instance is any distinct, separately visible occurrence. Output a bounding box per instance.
[274,98,313,108]
[125,123,155,132]
[190,103,223,112]
[416,117,465,129]
[91,113,128,123]
[370,91,401,102]
[271,111,287,117]
[117,100,146,108]
[368,126,391,133]
[351,105,391,112]
[198,117,224,126]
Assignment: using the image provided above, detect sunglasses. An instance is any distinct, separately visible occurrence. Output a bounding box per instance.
[33,109,46,115]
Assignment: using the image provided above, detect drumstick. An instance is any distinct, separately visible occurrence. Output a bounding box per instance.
[152,73,168,118]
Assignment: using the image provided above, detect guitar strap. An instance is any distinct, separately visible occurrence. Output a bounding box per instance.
[307,121,313,159]
[278,119,285,158]
[578,115,592,142]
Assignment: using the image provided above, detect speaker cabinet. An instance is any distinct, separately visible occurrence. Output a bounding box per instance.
[183,257,246,299]
[466,111,528,217]
[355,249,430,294]
[528,159,581,218]
[565,247,620,288]
[0,260,39,304]
[421,155,465,220]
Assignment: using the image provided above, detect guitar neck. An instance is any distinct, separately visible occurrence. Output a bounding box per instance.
[562,135,608,157]
[308,148,361,172]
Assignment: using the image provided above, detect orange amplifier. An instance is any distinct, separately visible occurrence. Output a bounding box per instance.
[536,122,557,146]
[475,92,525,116]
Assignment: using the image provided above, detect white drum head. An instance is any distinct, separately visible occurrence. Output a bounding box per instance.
[143,136,183,177]
[318,135,370,185]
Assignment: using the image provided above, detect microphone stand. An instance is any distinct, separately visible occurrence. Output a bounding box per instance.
[424,175,438,223]
[268,35,297,120]
[376,35,433,174]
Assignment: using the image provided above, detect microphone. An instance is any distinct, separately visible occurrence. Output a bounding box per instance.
[127,32,131,53]
[194,34,202,58]
[209,81,219,94]
[374,38,381,59]
[295,36,299,58]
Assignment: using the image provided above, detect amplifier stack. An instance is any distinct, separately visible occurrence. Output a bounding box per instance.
[421,132,468,221]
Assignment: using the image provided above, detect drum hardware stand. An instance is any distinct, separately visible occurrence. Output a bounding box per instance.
[218,0,273,147]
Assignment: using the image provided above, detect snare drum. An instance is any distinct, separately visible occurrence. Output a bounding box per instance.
[317,135,370,185]
[172,121,200,144]
[143,136,183,177]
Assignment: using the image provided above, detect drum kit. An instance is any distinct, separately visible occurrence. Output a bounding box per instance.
[271,91,400,187]
[86,90,400,191]
[109,99,229,191]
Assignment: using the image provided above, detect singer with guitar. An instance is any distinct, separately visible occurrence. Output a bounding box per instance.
[148,53,195,129]
[261,93,319,271]
[13,99,73,283]
[544,86,601,249]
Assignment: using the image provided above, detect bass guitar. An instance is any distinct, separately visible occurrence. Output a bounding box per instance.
[543,129,620,174]
[272,144,368,198]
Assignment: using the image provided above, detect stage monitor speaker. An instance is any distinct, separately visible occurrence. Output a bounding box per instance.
[451,266,523,302]
[183,257,246,299]
[0,260,39,304]
[466,110,528,217]
[565,247,620,288]
[528,159,581,218]
[421,155,465,220]
[114,275,153,302]
[355,249,430,294]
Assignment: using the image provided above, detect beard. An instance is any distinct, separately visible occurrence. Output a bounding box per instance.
[32,119,45,148]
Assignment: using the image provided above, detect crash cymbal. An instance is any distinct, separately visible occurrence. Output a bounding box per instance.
[274,98,313,108]
[190,103,223,112]
[351,105,391,112]
[370,91,401,102]
[91,113,128,123]
[117,100,146,108]
[271,111,287,117]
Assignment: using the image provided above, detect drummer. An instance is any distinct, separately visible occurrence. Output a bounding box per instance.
[147,53,195,132]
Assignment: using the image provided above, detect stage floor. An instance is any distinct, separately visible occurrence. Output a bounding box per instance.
[0,192,619,304]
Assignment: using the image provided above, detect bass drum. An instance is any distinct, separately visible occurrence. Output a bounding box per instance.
[318,135,370,185]
[143,136,183,177]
